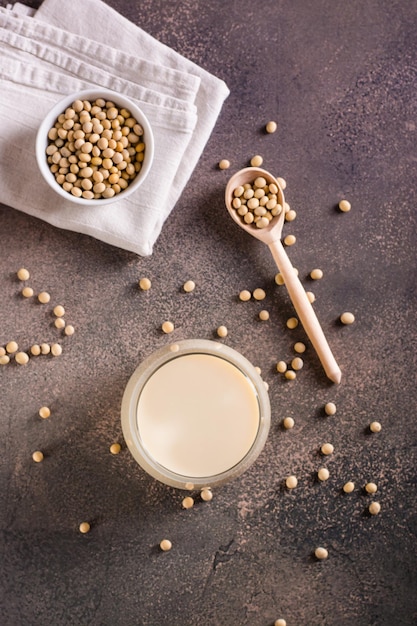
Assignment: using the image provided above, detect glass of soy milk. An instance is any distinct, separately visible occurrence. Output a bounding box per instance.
[121,339,271,489]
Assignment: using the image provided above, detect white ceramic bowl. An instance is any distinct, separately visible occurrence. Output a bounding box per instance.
[36,88,154,206]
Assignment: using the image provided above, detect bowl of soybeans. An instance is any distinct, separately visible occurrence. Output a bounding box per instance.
[36,89,154,205]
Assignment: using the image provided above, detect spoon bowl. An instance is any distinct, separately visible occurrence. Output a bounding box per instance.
[225,167,342,384]
[225,167,285,245]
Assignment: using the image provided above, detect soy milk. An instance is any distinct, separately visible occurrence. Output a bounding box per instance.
[137,353,260,477]
[121,340,271,488]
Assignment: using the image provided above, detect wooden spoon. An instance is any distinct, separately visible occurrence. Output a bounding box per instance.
[225,167,341,384]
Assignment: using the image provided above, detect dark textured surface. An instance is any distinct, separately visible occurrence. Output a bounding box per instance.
[1,1,417,625]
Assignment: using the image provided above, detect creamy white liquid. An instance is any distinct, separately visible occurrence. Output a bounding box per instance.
[136,353,260,478]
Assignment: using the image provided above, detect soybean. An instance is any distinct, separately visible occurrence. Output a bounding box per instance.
[15,352,29,365]
[310,269,323,280]
[162,321,175,334]
[339,199,351,212]
[51,343,62,356]
[38,291,51,304]
[79,522,91,534]
[318,468,330,481]
[286,475,298,489]
[284,234,296,246]
[139,277,151,291]
[217,325,228,338]
[285,370,296,380]
[250,155,263,167]
[370,421,382,433]
[182,496,194,509]
[315,547,328,560]
[291,357,303,370]
[369,502,381,515]
[17,268,30,281]
[253,288,266,300]
[201,488,213,501]
[266,121,277,134]
[321,443,334,455]
[286,317,298,329]
[53,305,65,317]
[183,280,196,293]
[239,289,251,301]
[6,341,18,354]
[282,417,294,430]
[294,342,306,354]
[340,311,355,325]
[324,402,337,416]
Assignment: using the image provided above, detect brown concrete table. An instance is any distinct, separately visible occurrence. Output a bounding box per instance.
[1,1,416,625]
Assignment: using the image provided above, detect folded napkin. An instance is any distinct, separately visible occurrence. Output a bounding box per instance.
[0,0,229,255]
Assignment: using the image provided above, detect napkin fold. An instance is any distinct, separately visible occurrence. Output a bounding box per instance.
[0,0,229,255]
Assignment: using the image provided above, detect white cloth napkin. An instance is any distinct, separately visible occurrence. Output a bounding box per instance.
[0,0,229,255]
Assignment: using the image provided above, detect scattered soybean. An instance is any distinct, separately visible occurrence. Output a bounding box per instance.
[139,277,151,290]
[310,269,323,280]
[265,121,277,134]
[321,443,334,456]
[339,199,351,213]
[286,475,298,489]
[324,402,337,416]
[315,546,328,560]
[318,468,330,481]
[110,443,121,455]
[369,502,381,515]
[340,311,355,325]
[17,268,30,281]
[370,421,382,433]
[216,325,228,338]
[79,522,91,534]
[162,321,175,334]
[282,417,295,429]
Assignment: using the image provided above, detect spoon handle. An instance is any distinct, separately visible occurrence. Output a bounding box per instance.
[269,239,342,384]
